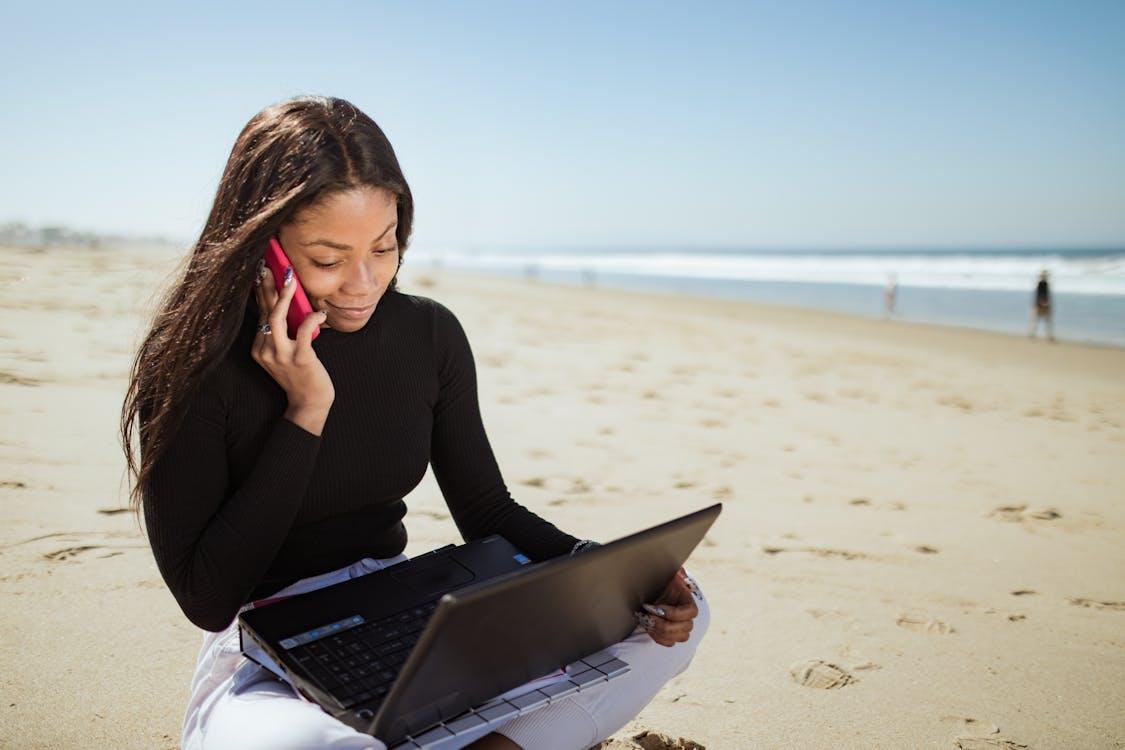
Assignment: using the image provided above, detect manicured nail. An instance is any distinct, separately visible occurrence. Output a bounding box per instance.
[283,267,293,286]
[642,603,666,618]
[634,612,656,630]
[684,575,703,600]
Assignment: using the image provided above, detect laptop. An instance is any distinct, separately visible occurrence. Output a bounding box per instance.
[238,503,721,747]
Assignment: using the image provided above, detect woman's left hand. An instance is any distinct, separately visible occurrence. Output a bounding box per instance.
[636,567,700,647]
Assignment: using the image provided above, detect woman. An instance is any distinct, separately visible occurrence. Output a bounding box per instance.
[120,96,709,750]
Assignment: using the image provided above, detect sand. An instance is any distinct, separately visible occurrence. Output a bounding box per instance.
[1,242,1123,749]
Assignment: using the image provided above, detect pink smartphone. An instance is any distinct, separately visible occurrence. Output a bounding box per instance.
[263,236,320,342]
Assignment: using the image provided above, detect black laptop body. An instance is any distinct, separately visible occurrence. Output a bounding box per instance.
[239,503,721,745]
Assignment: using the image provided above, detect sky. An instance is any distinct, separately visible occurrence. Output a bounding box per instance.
[2,1,1123,250]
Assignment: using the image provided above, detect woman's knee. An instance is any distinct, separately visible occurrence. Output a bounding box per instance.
[200,681,381,750]
[687,573,711,645]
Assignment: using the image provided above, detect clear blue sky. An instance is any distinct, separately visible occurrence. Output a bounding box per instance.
[2,1,1123,249]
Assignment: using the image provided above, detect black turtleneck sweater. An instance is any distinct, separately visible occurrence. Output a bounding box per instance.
[144,291,578,632]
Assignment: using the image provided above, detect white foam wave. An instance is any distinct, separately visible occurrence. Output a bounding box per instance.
[414,250,1125,296]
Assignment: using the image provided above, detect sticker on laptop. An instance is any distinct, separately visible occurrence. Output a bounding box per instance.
[279,614,365,649]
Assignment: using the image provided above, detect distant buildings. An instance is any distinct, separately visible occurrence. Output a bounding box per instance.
[0,221,178,249]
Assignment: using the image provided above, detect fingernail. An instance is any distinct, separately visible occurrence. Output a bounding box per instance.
[283,267,293,286]
[642,603,666,618]
[634,612,656,630]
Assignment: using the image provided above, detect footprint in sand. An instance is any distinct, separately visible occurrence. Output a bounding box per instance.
[789,659,857,689]
[937,393,974,412]
[953,737,1029,749]
[806,547,871,560]
[1067,597,1125,612]
[567,477,592,494]
[35,531,146,561]
[594,731,705,750]
[837,645,881,672]
[762,545,872,561]
[896,613,955,635]
[44,545,105,561]
[941,716,999,735]
[987,505,1061,523]
[0,371,41,386]
[941,717,1030,748]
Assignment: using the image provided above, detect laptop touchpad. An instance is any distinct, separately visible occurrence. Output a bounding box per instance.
[390,559,475,595]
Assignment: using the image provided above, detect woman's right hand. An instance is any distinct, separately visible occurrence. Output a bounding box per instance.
[252,261,334,435]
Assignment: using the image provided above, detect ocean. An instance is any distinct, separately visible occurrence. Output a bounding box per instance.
[408,247,1125,348]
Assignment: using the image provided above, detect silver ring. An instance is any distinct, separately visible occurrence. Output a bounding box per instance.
[258,323,272,334]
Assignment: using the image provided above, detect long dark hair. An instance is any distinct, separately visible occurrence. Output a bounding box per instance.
[120,96,414,524]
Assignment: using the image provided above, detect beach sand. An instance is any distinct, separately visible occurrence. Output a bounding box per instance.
[1,242,1123,749]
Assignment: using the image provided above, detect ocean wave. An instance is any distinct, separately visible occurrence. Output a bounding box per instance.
[415,250,1125,296]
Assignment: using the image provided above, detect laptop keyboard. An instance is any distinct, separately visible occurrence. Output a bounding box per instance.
[289,599,441,709]
[271,598,633,749]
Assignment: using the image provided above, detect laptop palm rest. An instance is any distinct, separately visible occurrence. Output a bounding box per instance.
[389,558,474,596]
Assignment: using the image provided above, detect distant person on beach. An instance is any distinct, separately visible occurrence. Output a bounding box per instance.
[884,274,898,319]
[1028,269,1055,342]
[120,96,707,750]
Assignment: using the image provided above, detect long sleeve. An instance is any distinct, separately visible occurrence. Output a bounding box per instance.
[143,366,322,632]
[427,302,579,561]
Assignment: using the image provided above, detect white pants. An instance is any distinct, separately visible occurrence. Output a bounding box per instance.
[181,554,710,750]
